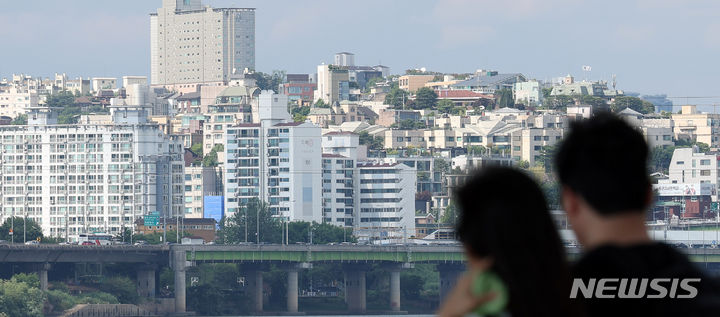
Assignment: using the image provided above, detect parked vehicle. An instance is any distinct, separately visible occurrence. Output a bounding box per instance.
[81,241,96,246]
[24,240,39,245]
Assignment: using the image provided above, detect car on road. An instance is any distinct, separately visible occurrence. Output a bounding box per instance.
[24,240,39,245]
[133,240,148,246]
[81,241,97,246]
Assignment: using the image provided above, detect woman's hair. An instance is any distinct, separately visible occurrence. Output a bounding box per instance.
[455,166,581,317]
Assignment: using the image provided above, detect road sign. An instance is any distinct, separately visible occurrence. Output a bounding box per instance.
[144,212,160,226]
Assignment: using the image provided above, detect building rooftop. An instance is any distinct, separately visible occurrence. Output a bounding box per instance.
[275,122,304,127]
[322,153,348,158]
[451,73,525,89]
[323,131,357,136]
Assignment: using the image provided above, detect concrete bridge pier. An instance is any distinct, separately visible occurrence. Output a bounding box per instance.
[36,263,50,291]
[386,263,413,312]
[240,264,269,313]
[171,250,187,313]
[281,262,312,313]
[248,269,264,313]
[136,265,156,299]
[343,264,367,313]
[437,263,465,304]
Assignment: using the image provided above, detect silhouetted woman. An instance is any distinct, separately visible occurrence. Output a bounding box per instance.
[438,166,583,317]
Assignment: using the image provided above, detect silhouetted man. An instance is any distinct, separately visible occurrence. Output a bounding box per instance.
[556,113,720,316]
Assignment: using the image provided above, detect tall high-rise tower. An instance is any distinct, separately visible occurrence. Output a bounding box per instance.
[150,0,255,89]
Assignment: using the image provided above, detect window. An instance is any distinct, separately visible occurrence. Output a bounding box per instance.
[701,170,711,176]
[677,161,684,165]
[700,159,711,166]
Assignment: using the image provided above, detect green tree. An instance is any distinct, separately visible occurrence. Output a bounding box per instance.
[11,114,27,125]
[535,144,559,173]
[0,216,43,242]
[291,104,311,122]
[217,198,281,244]
[695,142,710,153]
[467,145,486,156]
[436,99,454,114]
[517,160,530,169]
[578,95,608,109]
[649,145,675,174]
[394,119,425,130]
[314,99,329,108]
[385,87,408,108]
[542,181,561,210]
[541,87,553,98]
[0,275,45,317]
[46,90,82,124]
[495,88,515,108]
[543,95,575,111]
[249,70,286,93]
[440,202,458,225]
[187,285,224,315]
[97,276,139,304]
[202,144,224,167]
[189,142,203,156]
[611,96,655,114]
[413,87,438,109]
[434,159,450,173]
[358,131,384,150]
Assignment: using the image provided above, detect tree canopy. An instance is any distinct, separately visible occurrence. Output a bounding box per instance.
[495,88,515,108]
[611,96,655,114]
[358,131,384,150]
[217,198,356,244]
[385,86,408,108]
[0,216,43,242]
[413,87,438,109]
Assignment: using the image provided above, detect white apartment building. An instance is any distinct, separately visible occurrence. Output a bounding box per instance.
[0,86,41,118]
[514,81,542,106]
[150,0,255,88]
[224,91,322,222]
[0,107,185,238]
[321,132,417,242]
[92,77,117,92]
[322,154,356,228]
[356,162,416,242]
[668,147,720,200]
[184,166,220,218]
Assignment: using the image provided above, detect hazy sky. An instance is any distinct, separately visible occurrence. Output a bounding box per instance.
[1,0,719,103]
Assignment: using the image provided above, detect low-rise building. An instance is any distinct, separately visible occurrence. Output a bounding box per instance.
[671,105,720,147]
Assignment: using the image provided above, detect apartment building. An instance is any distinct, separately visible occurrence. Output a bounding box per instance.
[322,154,356,228]
[668,147,720,200]
[315,64,350,104]
[356,162,416,242]
[398,75,434,92]
[150,0,255,88]
[671,105,720,147]
[0,86,41,118]
[224,91,322,222]
[307,101,367,128]
[183,166,221,218]
[0,107,185,238]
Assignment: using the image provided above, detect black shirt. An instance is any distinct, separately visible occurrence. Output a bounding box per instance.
[573,243,720,317]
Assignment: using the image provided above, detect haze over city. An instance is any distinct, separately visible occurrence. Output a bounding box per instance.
[1,0,719,102]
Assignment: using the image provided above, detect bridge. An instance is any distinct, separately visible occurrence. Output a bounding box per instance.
[1,244,719,314]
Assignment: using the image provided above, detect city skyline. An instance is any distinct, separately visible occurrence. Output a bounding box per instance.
[0,0,719,102]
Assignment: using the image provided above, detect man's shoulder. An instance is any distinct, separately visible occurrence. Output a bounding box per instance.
[574,242,697,277]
